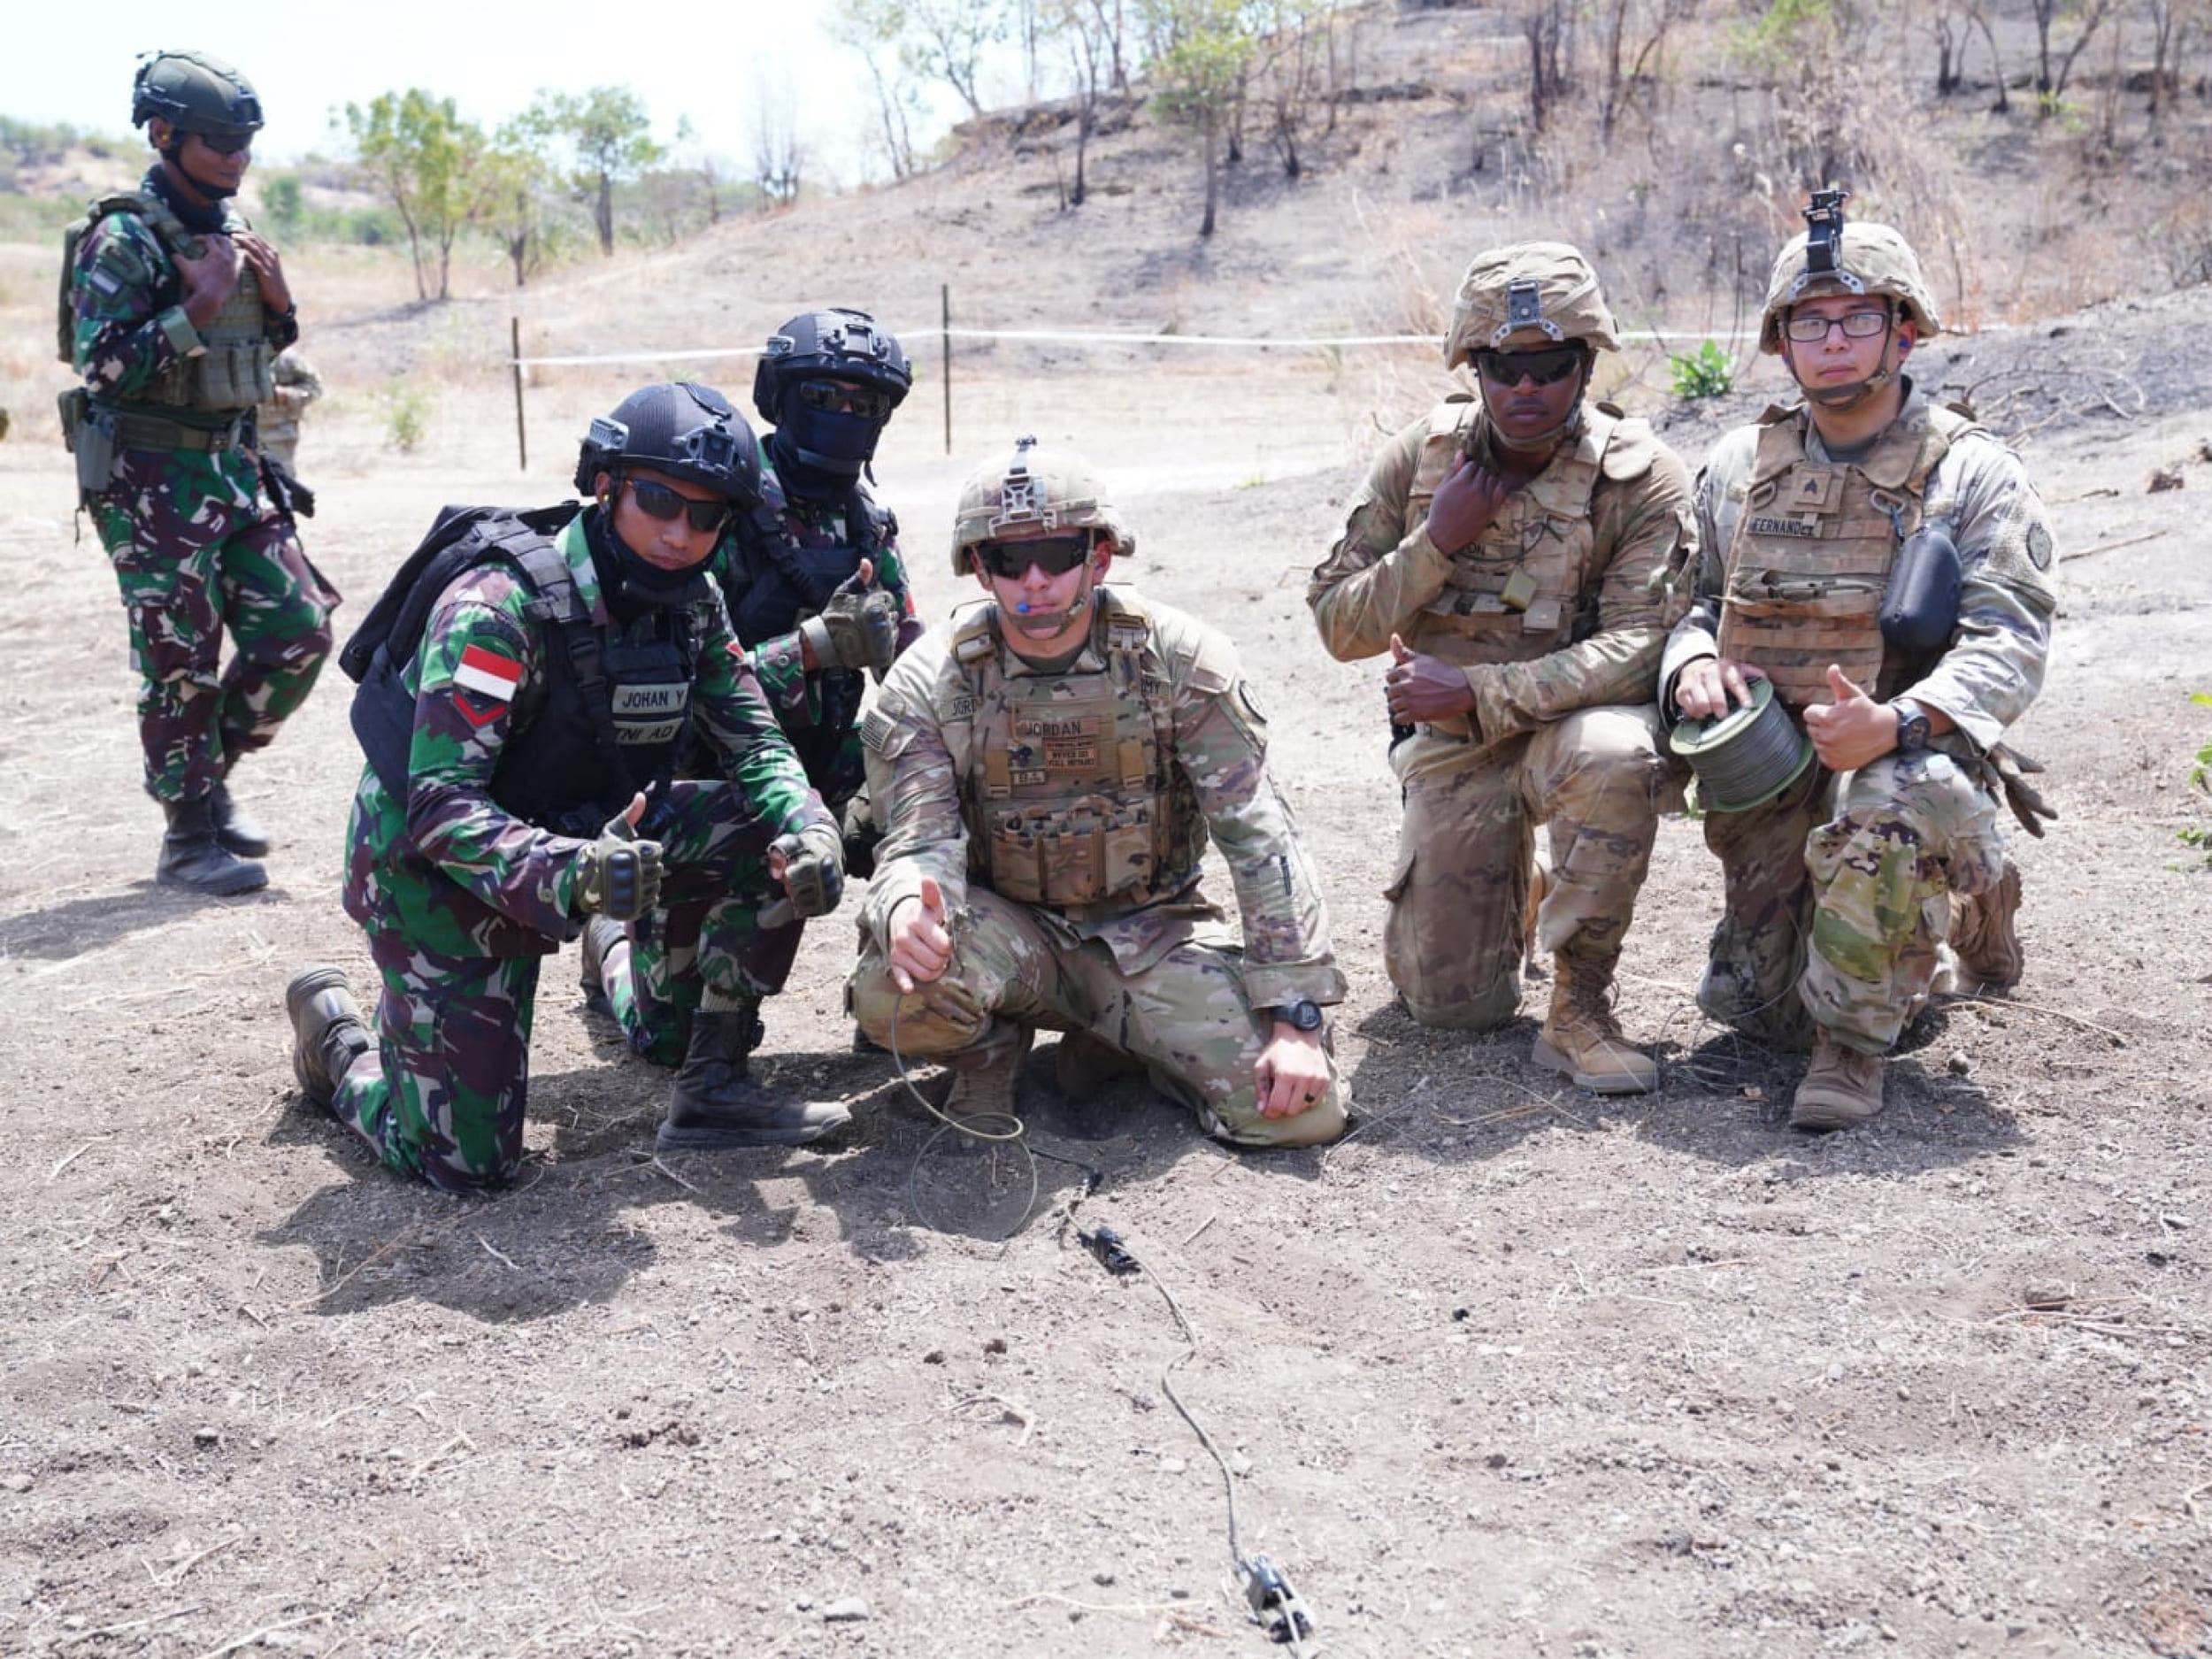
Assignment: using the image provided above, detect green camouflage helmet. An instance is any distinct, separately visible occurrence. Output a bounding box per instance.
[951,435,1135,575]
[1758,221,1941,353]
[132,50,263,139]
[1445,242,1622,368]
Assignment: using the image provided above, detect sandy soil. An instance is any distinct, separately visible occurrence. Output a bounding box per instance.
[1,200,2209,1655]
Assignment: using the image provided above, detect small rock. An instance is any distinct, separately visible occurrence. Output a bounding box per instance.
[821,1597,870,1623]
[1093,1569,1117,1586]
[922,1350,946,1365]
[983,1337,1008,1355]
[1159,1456,1187,1474]
[1946,1052,1971,1077]
[192,1428,221,1449]
[1,1474,30,1494]
[2148,466,2185,493]
[2023,1285,2070,1310]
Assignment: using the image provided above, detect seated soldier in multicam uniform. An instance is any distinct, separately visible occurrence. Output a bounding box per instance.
[1661,195,2058,1131]
[284,383,849,1192]
[849,438,1348,1149]
[1308,242,1695,1094]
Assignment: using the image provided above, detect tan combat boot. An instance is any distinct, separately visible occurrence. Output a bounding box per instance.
[942,1023,1034,1121]
[1789,1032,1886,1131]
[1949,862,2024,991]
[1531,954,1657,1094]
[1055,1030,1143,1101]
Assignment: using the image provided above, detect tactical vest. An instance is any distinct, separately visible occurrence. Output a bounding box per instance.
[718,484,894,796]
[948,590,1202,917]
[65,192,276,415]
[344,507,699,838]
[1714,398,1977,711]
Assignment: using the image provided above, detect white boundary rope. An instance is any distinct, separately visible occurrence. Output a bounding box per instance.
[513,325,1756,367]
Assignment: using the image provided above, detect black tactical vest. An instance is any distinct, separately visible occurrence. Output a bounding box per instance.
[344,505,700,837]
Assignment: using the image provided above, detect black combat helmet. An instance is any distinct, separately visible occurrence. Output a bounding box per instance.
[751,309,910,486]
[131,50,264,138]
[573,380,762,504]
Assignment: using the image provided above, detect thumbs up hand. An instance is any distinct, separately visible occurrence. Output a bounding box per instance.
[1801,664,1893,772]
[887,875,954,993]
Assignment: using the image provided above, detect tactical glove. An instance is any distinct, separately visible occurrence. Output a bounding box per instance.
[798,571,902,680]
[1979,743,2057,840]
[576,810,664,921]
[772,820,846,918]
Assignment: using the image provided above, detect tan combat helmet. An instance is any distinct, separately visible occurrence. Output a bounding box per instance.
[950,435,1136,575]
[1445,241,1622,370]
[1757,190,1942,354]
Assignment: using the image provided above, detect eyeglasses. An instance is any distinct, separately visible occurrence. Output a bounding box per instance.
[1473,345,1586,387]
[623,476,731,534]
[795,379,895,421]
[1784,307,1893,343]
[193,131,254,157]
[973,533,1094,580]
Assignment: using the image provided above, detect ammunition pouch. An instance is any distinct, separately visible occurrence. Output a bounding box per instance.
[59,388,116,500]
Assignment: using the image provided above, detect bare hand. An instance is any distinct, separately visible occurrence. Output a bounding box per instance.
[1424,455,1512,555]
[231,231,292,315]
[1254,1026,1331,1119]
[887,874,953,993]
[1385,633,1475,725]
[1673,657,1767,723]
[175,234,241,328]
[1801,665,1894,772]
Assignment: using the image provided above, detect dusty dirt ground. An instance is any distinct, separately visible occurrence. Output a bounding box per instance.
[3,261,2211,1659]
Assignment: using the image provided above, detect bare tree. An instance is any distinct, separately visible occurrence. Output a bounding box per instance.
[2145,0,2208,118]
[1050,0,1115,203]
[750,73,807,208]
[1598,0,1699,141]
[1523,0,1576,134]
[1931,0,1967,95]
[1250,0,1336,179]
[2028,0,2115,105]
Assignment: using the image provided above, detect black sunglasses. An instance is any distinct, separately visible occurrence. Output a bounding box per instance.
[193,131,254,157]
[795,379,895,421]
[623,476,731,534]
[974,533,1094,580]
[1474,345,1587,387]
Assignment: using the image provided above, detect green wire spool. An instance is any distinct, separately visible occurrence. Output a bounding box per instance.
[1669,674,1816,811]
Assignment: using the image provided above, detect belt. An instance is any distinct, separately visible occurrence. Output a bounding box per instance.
[106,410,250,454]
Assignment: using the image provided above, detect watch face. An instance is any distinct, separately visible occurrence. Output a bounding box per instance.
[1282,1000,1324,1031]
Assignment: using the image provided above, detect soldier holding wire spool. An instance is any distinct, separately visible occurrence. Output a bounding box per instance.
[1662,193,2058,1131]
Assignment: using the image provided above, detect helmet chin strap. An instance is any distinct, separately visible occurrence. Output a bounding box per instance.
[1483,363,1591,460]
[1794,319,1904,412]
[160,138,239,202]
[1008,587,1094,634]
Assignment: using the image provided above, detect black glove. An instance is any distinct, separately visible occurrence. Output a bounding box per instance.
[1983,743,2058,840]
[798,571,902,680]
[575,808,664,921]
[761,820,845,926]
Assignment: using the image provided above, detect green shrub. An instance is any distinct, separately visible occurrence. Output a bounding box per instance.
[2181,692,2212,867]
[380,380,433,452]
[1670,340,1734,401]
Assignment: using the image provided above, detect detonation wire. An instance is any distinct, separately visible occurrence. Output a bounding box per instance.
[887,996,1100,1241]
[1092,1226,1315,1651]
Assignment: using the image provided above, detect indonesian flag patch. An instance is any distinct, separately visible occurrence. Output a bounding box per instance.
[450,643,522,726]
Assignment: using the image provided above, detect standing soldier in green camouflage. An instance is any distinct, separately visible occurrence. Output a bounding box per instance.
[63,50,334,895]
[1663,195,2058,1130]
[1309,242,1694,1094]
[850,438,1348,1149]
[284,384,849,1193]
[587,310,922,1068]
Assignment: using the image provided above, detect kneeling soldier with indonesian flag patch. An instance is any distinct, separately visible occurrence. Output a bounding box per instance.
[284,382,849,1192]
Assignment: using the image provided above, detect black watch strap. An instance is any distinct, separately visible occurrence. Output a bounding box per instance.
[1271,998,1325,1032]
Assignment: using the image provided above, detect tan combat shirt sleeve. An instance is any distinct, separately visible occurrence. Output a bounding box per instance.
[858,634,973,940]
[1306,416,1457,662]
[1156,610,1348,1012]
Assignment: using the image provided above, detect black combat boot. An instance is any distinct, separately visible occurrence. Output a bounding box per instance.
[209,776,272,858]
[658,1007,852,1150]
[285,964,373,1109]
[158,796,267,895]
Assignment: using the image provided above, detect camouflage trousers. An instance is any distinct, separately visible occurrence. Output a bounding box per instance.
[332,780,793,1190]
[91,446,334,803]
[1384,705,1681,1030]
[848,889,1347,1149]
[596,860,802,1068]
[1699,748,2007,1056]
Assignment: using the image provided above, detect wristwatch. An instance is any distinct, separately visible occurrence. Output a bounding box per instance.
[1270,999,1325,1033]
[1893,701,1932,754]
